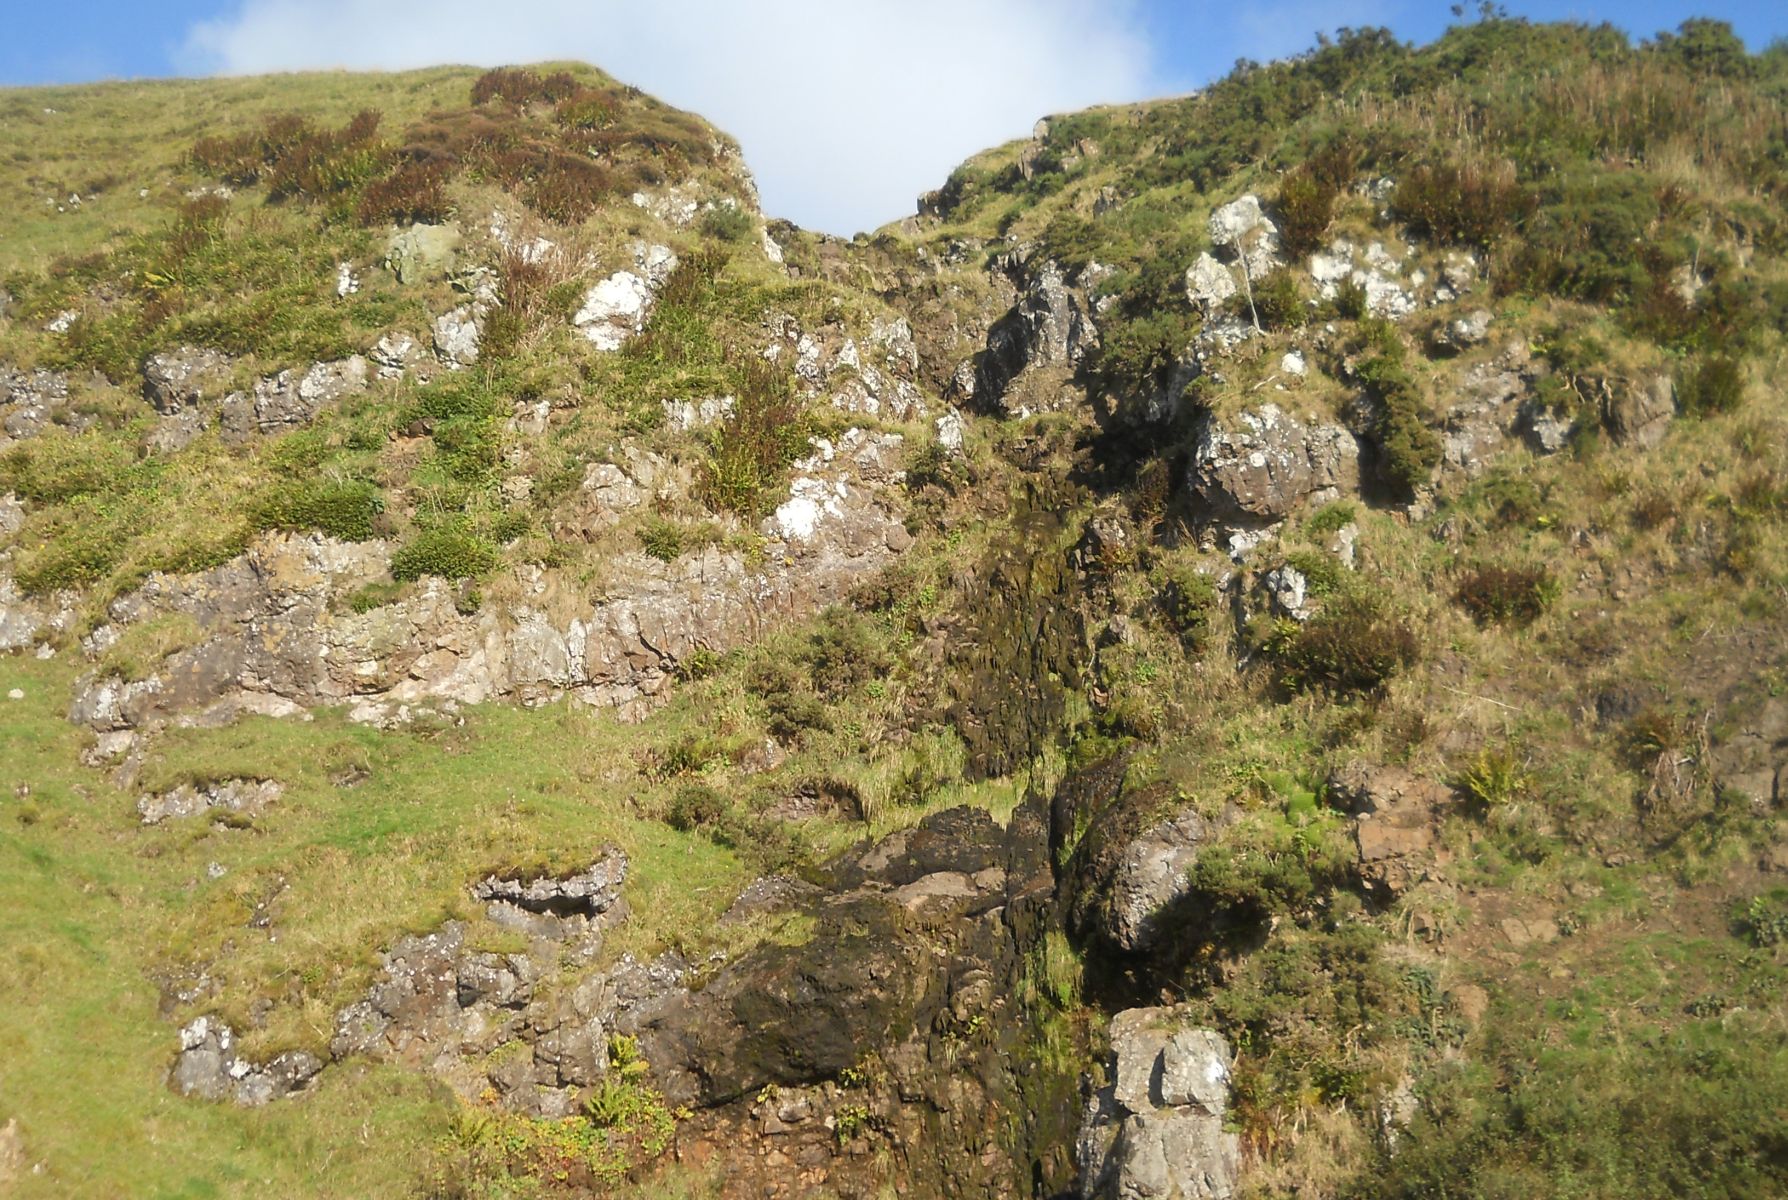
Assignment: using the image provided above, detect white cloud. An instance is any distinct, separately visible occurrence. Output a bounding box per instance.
[182,0,1153,234]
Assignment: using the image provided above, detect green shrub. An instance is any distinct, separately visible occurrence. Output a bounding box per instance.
[801,609,889,698]
[1677,354,1745,417]
[1354,329,1441,494]
[1454,747,1530,812]
[699,354,811,519]
[1159,567,1220,649]
[1282,550,1345,597]
[390,525,499,581]
[1304,501,1358,537]
[637,519,685,563]
[665,785,729,834]
[252,479,384,542]
[698,205,754,244]
[1453,564,1557,627]
[1251,270,1309,329]
[1267,595,1418,695]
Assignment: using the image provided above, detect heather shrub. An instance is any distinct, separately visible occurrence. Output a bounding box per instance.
[1267,595,1418,695]
[1453,564,1557,628]
[1392,160,1531,251]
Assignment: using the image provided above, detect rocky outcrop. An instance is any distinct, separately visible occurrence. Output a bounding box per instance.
[171,1016,322,1106]
[1309,238,1425,319]
[1189,404,1360,541]
[1078,1009,1240,1200]
[765,312,930,420]
[69,427,910,730]
[972,255,1100,416]
[386,223,462,284]
[1328,763,1450,898]
[1602,373,1675,449]
[573,243,677,351]
[138,778,281,825]
[1062,762,1229,956]
[0,367,74,446]
[1440,346,1535,477]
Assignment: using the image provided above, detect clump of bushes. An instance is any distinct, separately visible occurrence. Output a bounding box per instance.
[1353,322,1441,494]
[1158,566,1221,650]
[0,430,139,504]
[1391,160,1532,251]
[470,67,581,108]
[1677,354,1745,417]
[698,205,754,244]
[1453,564,1557,627]
[1274,138,1359,259]
[390,524,499,581]
[699,353,811,519]
[356,159,452,225]
[664,784,730,834]
[1266,595,1418,695]
[251,478,384,542]
[190,109,387,203]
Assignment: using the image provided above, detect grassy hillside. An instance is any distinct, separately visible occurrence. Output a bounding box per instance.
[2,16,1787,1200]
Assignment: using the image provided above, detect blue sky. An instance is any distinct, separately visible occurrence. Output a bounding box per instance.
[5,1,1783,232]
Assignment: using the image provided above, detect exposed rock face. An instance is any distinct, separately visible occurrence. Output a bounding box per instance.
[0,367,73,445]
[1185,252,1238,314]
[171,1016,322,1106]
[143,346,234,414]
[1328,763,1450,898]
[473,852,629,935]
[1309,238,1423,319]
[764,312,929,420]
[574,243,677,351]
[1208,195,1280,278]
[1078,1009,1240,1200]
[69,426,910,729]
[1603,373,1675,448]
[1189,404,1360,529]
[1441,348,1534,477]
[1063,762,1228,956]
[138,778,281,825]
[386,223,462,284]
[973,255,1099,416]
[213,356,369,444]
[433,305,484,366]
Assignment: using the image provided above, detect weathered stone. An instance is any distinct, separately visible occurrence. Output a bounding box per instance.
[1066,771,1225,955]
[171,1016,322,1106]
[1080,1010,1239,1200]
[433,305,484,366]
[1184,253,1237,314]
[1207,195,1280,278]
[386,224,462,284]
[973,256,1097,416]
[143,346,233,414]
[1190,404,1360,526]
[1603,373,1674,449]
[138,778,281,825]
